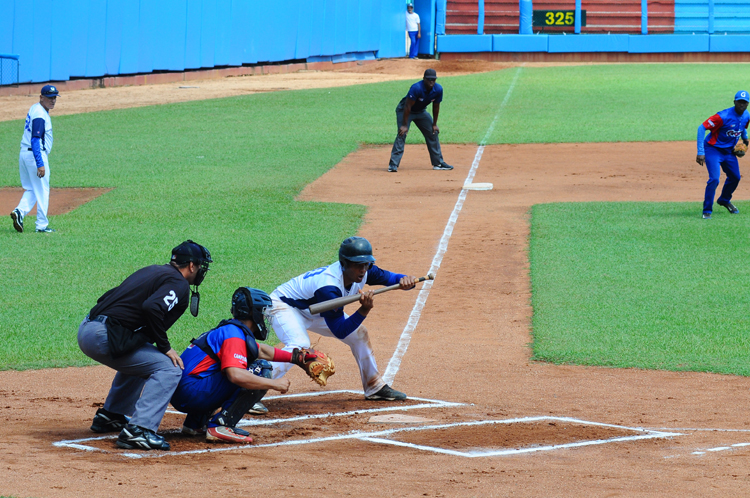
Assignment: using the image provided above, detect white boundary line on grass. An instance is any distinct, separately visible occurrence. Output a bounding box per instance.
[383,66,524,385]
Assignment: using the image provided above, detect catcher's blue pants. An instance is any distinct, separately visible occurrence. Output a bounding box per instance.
[704,145,741,214]
[171,371,251,430]
[388,98,444,169]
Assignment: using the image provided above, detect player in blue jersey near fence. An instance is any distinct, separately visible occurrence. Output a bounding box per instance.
[388,68,454,173]
[696,90,750,219]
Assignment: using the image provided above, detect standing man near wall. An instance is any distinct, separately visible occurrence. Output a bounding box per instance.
[406,4,421,59]
[388,69,454,172]
[10,85,59,233]
[696,90,750,219]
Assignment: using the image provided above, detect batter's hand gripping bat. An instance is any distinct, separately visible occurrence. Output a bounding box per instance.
[308,274,434,315]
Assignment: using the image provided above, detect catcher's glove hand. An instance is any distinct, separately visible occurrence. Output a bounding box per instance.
[291,348,336,386]
[734,140,748,157]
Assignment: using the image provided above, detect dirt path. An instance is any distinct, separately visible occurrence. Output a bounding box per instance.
[3,139,750,497]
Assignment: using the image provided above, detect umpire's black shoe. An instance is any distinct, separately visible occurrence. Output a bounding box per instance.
[365,384,407,401]
[718,200,740,214]
[90,408,130,433]
[116,424,170,451]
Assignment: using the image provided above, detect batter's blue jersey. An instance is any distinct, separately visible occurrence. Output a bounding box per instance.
[703,107,750,150]
[406,80,443,113]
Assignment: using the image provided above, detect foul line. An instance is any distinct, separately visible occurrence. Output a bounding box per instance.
[383,66,524,385]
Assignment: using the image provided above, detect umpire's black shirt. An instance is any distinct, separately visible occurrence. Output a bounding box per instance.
[89,264,190,353]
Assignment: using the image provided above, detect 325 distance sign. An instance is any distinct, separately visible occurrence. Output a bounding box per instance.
[532,10,587,27]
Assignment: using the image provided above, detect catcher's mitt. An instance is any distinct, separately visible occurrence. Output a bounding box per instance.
[292,348,336,386]
[734,140,748,157]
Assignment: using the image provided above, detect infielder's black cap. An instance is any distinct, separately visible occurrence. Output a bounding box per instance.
[423,68,437,80]
[41,84,59,97]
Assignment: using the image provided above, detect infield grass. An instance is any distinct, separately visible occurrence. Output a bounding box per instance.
[1,63,750,372]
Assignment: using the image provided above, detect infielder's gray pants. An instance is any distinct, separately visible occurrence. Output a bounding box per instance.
[388,101,444,169]
[77,318,182,433]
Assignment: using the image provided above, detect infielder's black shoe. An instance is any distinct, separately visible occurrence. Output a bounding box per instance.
[702,213,712,219]
[90,408,130,433]
[365,384,407,401]
[718,201,739,214]
[116,424,170,451]
[10,209,22,233]
[433,162,454,171]
[388,165,398,172]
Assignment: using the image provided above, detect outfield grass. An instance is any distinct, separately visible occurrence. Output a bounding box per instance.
[1,63,749,371]
[530,201,750,375]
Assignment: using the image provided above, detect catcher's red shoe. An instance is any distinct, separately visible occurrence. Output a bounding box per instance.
[206,426,253,444]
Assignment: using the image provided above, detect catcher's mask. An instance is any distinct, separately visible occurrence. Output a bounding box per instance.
[338,236,375,269]
[171,239,212,316]
[231,287,273,341]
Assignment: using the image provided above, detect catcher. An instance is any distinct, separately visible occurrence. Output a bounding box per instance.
[268,236,416,402]
[696,90,750,219]
[170,287,334,443]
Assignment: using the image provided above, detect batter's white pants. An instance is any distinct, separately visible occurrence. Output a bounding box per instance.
[16,149,50,230]
[268,298,386,397]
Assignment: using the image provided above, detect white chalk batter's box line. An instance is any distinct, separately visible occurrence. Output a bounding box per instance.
[52,391,683,459]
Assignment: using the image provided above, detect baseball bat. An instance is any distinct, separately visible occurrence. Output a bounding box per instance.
[308,274,434,315]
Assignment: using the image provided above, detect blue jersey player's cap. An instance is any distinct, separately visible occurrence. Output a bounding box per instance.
[423,68,437,80]
[40,85,59,98]
[735,90,749,102]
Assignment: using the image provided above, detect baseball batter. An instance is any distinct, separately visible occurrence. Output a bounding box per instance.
[388,68,454,173]
[696,90,750,219]
[269,236,416,401]
[11,84,59,233]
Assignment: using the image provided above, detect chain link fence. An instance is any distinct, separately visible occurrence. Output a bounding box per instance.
[0,54,20,86]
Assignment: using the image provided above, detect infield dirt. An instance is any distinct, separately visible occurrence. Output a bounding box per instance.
[2,60,750,497]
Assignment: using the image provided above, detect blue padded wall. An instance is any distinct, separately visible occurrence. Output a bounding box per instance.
[493,34,548,52]
[548,34,629,52]
[0,0,404,84]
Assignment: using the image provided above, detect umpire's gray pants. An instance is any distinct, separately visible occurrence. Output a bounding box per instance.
[388,100,444,169]
[77,318,182,433]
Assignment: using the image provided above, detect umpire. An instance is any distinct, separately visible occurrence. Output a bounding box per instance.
[78,240,212,451]
[388,68,454,173]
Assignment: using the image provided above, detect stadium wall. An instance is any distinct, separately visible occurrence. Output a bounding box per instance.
[0,0,406,85]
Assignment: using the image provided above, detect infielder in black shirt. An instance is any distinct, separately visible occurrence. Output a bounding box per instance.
[77,240,212,451]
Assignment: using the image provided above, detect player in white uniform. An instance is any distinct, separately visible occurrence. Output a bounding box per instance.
[269,237,416,401]
[11,84,59,233]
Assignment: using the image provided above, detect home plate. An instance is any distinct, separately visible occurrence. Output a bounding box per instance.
[463,182,493,190]
[368,414,436,424]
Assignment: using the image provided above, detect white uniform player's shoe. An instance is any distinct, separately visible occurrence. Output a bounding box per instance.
[365,384,407,401]
[10,209,23,233]
[36,227,56,233]
[247,401,268,415]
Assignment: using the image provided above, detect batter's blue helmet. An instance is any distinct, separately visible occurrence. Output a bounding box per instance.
[339,236,376,266]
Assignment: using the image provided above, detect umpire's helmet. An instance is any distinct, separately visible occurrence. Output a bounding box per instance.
[171,239,212,286]
[231,287,273,341]
[338,236,376,267]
